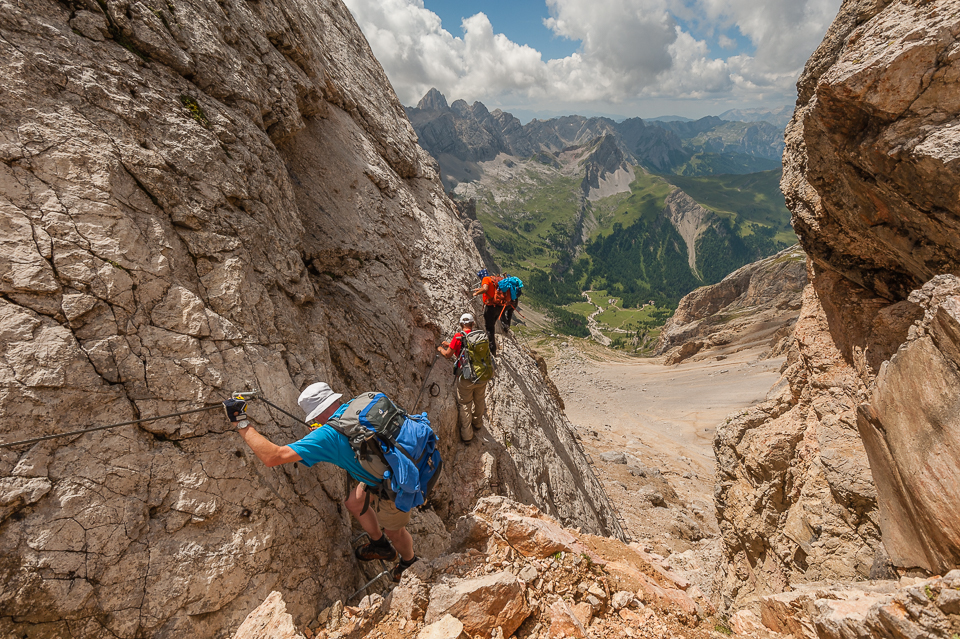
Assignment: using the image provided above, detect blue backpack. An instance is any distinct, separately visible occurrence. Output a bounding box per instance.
[328,392,442,512]
[497,276,524,302]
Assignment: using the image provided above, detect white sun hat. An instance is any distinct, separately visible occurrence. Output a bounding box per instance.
[298,382,343,423]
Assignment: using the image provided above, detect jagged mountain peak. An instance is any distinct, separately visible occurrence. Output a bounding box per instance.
[416,87,448,111]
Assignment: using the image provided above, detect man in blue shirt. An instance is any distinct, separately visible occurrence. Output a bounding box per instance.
[224,382,418,581]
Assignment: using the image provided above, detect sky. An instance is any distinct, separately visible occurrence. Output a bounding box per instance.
[341,0,842,121]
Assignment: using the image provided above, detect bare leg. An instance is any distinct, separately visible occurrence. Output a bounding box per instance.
[344,483,384,540]
[383,527,415,561]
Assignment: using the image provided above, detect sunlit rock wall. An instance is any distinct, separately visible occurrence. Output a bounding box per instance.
[0,0,621,636]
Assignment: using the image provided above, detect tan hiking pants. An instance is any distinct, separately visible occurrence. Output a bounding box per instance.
[456,376,489,440]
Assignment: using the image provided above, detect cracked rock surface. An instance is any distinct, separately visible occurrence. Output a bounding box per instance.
[0,0,620,636]
[715,0,960,614]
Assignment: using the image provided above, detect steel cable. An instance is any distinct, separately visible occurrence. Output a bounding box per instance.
[0,403,224,449]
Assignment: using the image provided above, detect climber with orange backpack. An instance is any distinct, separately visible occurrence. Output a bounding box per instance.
[437,313,494,443]
[224,382,441,582]
[472,269,517,356]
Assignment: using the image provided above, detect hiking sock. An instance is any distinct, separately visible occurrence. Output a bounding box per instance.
[392,555,418,582]
[370,533,391,549]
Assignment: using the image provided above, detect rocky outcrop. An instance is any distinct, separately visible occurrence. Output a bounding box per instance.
[747,571,960,639]
[250,497,719,639]
[580,136,635,202]
[713,266,918,611]
[656,245,807,361]
[0,1,621,637]
[858,275,960,574]
[716,0,960,615]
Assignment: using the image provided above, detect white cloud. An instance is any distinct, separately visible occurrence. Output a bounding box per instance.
[342,0,841,117]
[544,0,676,85]
[687,0,841,73]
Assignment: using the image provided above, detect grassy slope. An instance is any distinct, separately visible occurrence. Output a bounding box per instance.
[660,170,796,243]
[589,172,674,241]
[477,169,581,273]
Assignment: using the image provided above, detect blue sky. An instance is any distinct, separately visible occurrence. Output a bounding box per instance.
[343,0,842,121]
[423,1,579,60]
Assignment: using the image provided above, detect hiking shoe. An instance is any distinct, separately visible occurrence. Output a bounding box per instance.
[355,539,397,562]
[392,556,418,582]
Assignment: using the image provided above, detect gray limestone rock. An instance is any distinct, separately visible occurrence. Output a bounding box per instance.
[599,451,627,464]
[0,0,621,636]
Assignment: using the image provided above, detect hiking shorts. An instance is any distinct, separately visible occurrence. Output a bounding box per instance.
[362,485,412,531]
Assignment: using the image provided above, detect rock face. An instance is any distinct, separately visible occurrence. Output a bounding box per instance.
[656,245,807,361]
[0,1,620,637]
[715,0,960,613]
[858,276,960,574]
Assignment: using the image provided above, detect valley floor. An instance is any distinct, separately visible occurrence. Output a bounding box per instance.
[537,337,783,596]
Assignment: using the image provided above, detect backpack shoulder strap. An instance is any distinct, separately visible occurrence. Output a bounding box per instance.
[323,401,351,434]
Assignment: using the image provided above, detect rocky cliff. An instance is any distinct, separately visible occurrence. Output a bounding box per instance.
[715,0,960,614]
[0,1,621,637]
[656,245,807,363]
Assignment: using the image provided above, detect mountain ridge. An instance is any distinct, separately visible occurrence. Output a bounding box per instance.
[406,89,785,191]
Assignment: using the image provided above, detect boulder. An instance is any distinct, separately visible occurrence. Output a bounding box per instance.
[599,451,627,464]
[547,599,588,639]
[610,591,635,611]
[424,572,530,639]
[501,514,582,558]
[231,592,305,639]
[417,615,469,639]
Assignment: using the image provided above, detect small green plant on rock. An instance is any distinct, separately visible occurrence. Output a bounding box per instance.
[180,94,209,127]
[714,622,733,635]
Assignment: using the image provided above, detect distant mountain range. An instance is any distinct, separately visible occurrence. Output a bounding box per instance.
[719,105,794,128]
[406,89,787,191]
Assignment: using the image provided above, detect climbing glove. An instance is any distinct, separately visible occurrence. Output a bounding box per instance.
[223,398,248,427]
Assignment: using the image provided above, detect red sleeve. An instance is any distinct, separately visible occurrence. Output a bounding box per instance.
[449,332,464,353]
